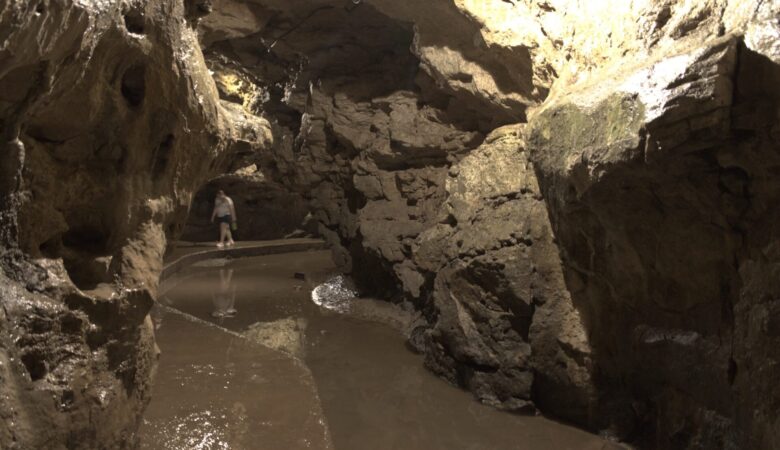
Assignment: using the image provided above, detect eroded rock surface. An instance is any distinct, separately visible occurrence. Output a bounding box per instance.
[195,1,780,449]
[0,1,268,448]
[412,125,595,419]
[2,0,780,449]
[527,26,780,450]
[245,317,308,359]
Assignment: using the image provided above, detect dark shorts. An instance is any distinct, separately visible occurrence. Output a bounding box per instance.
[217,214,232,225]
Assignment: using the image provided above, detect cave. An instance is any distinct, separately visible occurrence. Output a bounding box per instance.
[1,1,779,450]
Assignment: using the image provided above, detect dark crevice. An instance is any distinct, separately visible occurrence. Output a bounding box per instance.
[62,226,109,255]
[21,351,47,381]
[60,226,111,289]
[123,10,145,34]
[121,65,146,107]
[151,134,175,177]
[39,234,62,258]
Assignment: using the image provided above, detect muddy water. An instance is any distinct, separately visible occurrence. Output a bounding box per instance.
[141,250,614,450]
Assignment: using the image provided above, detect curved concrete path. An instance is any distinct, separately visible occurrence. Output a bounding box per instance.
[139,239,333,450]
[162,238,327,279]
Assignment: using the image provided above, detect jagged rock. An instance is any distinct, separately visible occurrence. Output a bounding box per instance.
[3,0,780,448]
[527,31,780,449]
[410,125,595,418]
[0,1,268,448]
[194,1,780,448]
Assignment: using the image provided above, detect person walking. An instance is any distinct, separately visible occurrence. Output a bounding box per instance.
[210,189,237,248]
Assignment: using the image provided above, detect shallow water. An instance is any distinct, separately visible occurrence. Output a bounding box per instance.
[141,250,613,450]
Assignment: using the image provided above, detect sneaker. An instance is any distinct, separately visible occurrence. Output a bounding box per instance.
[225,308,237,316]
[226,241,235,247]
[216,242,224,249]
[212,310,225,318]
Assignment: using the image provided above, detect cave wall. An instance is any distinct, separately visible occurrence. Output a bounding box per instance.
[1,0,778,448]
[193,0,594,423]
[527,23,780,450]
[196,1,780,448]
[0,1,269,448]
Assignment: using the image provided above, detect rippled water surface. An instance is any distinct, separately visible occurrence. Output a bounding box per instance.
[140,250,614,450]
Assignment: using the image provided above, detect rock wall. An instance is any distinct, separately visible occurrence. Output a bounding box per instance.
[0,1,269,448]
[194,0,597,425]
[197,1,780,448]
[527,20,780,450]
[411,124,595,421]
[2,0,779,448]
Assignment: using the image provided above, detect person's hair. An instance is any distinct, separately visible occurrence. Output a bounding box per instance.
[217,190,225,196]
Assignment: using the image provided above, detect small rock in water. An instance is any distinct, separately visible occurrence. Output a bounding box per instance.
[244,317,308,359]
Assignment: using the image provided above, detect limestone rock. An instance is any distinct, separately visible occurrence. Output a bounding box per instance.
[244,317,308,359]
[527,31,780,449]
[0,1,267,448]
[410,126,595,417]
[194,3,780,447]
[4,0,780,448]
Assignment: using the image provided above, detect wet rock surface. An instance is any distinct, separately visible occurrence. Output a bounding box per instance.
[193,1,780,448]
[527,25,780,450]
[2,0,780,448]
[0,1,268,448]
[245,317,309,359]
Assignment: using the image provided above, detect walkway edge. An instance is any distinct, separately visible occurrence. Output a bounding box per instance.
[161,238,328,280]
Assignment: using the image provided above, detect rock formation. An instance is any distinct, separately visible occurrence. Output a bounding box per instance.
[1,0,779,449]
[527,12,780,448]
[193,1,779,448]
[0,1,269,448]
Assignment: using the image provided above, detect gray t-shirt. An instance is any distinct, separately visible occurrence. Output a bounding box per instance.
[214,197,233,217]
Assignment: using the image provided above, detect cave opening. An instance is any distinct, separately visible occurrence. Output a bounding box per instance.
[21,351,47,381]
[178,171,315,245]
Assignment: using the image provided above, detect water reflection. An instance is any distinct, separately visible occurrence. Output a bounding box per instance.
[211,268,237,320]
[145,251,611,450]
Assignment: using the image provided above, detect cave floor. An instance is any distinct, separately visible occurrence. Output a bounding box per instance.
[139,249,614,450]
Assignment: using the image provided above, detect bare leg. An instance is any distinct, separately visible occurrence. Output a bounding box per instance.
[219,222,228,245]
[226,225,234,245]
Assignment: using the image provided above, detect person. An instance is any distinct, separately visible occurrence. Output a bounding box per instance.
[210,189,236,248]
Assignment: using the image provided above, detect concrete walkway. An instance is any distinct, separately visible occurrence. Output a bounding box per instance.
[162,238,327,279]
